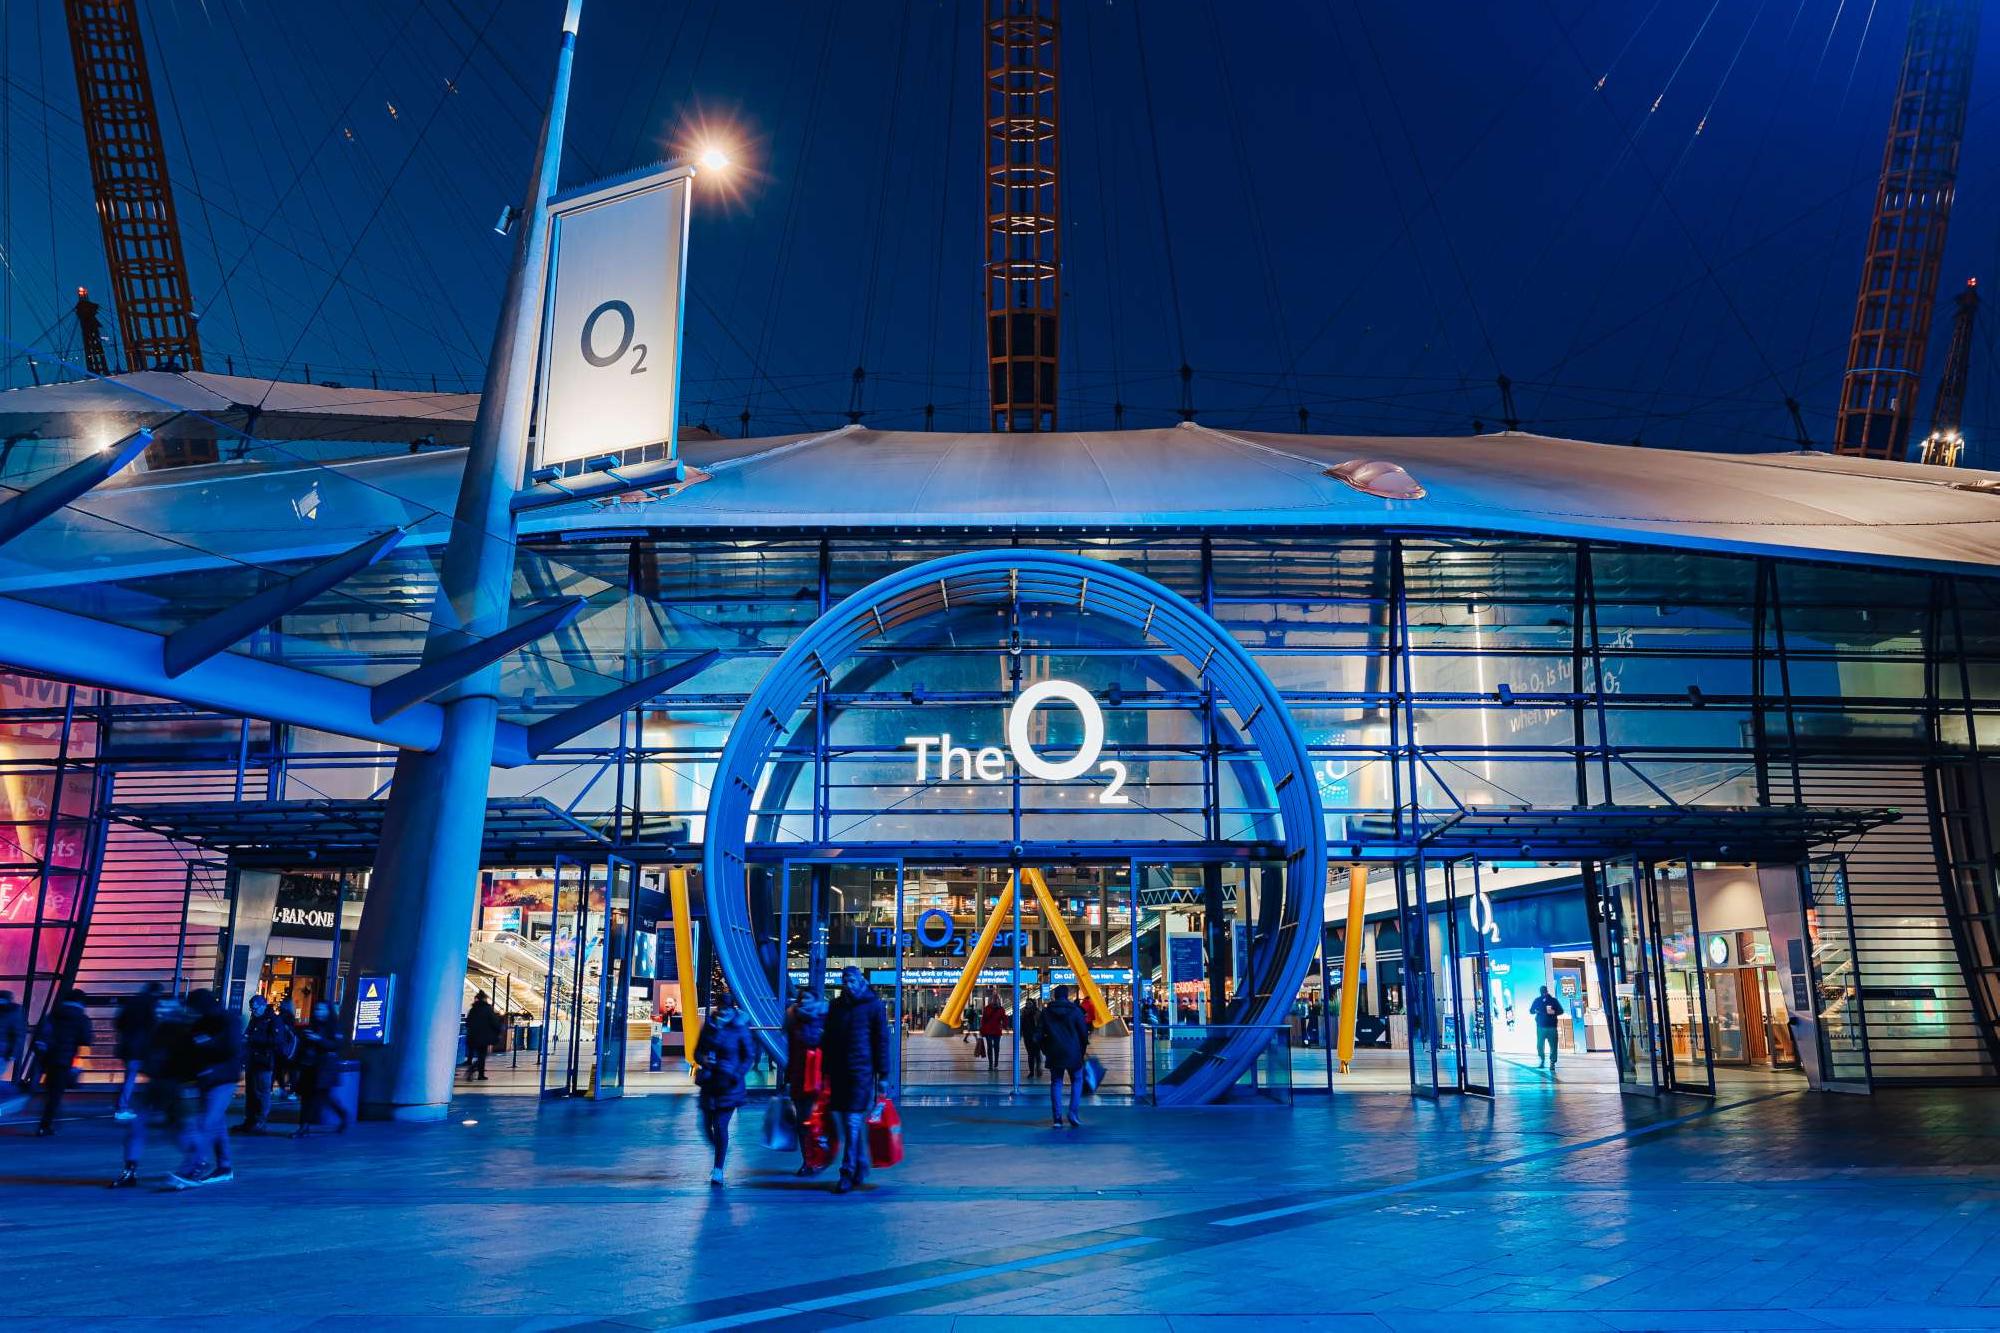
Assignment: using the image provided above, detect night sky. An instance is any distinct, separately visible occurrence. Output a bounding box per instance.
[5,1,2000,459]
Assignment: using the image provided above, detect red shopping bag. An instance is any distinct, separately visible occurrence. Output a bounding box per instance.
[866,1094,904,1168]
[801,1092,836,1171]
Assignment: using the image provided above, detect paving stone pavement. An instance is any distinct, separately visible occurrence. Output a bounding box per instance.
[0,1078,1995,1329]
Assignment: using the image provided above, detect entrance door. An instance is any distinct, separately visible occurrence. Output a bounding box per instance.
[1589,857,1715,1098]
[539,854,595,1099]
[1446,861,1496,1096]
[781,858,905,1094]
[1396,858,1441,1099]
[591,856,639,1099]
[1806,855,1872,1092]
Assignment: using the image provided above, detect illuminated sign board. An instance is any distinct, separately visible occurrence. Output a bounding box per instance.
[533,166,692,468]
[904,680,1129,804]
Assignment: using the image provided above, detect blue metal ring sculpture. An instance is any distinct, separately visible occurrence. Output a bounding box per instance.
[702,549,1326,1104]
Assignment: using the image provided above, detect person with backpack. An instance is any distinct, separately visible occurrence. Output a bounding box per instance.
[239,994,293,1133]
[31,988,93,1137]
[111,982,161,1119]
[692,1002,755,1186]
[111,995,190,1188]
[169,988,242,1187]
[1039,984,1091,1130]
[784,989,830,1176]
[463,993,503,1081]
[292,1002,349,1137]
[821,965,889,1195]
[273,997,300,1099]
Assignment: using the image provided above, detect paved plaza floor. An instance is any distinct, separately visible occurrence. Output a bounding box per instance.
[2,1075,1997,1329]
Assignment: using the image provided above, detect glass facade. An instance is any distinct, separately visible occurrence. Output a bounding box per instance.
[6,525,2000,1093]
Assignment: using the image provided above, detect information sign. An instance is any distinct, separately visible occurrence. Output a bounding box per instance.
[352,973,394,1045]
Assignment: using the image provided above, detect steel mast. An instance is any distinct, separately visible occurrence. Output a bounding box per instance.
[984,0,1060,432]
[1920,278,1979,466]
[1833,0,1980,460]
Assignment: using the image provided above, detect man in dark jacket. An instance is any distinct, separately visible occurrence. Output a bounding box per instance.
[112,982,162,1118]
[1019,998,1044,1079]
[31,989,93,1136]
[0,989,24,1096]
[693,1004,756,1186]
[1039,985,1091,1129]
[1530,985,1565,1071]
[239,994,287,1132]
[463,994,502,1081]
[292,1002,349,1138]
[821,965,889,1193]
[112,995,190,1188]
[170,988,243,1188]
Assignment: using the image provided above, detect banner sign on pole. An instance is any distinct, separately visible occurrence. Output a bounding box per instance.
[533,165,693,471]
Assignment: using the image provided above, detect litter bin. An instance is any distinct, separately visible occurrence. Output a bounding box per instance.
[315,1058,361,1128]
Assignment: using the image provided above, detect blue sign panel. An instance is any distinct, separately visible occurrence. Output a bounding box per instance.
[352,973,394,1045]
[1168,934,1204,987]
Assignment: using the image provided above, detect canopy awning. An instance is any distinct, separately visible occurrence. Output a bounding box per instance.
[1348,804,1900,861]
[109,797,616,870]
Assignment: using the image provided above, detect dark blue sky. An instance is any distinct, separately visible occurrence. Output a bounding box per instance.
[6,1,2000,458]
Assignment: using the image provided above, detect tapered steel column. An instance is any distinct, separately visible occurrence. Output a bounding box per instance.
[344,0,581,1121]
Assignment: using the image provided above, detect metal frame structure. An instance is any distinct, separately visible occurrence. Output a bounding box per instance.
[1834,0,1981,461]
[6,524,2000,1095]
[984,0,1061,432]
[62,0,204,378]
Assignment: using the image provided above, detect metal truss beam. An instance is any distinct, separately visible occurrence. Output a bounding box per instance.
[0,592,530,761]
[0,427,152,547]
[162,529,408,677]
[520,648,720,759]
[370,597,585,722]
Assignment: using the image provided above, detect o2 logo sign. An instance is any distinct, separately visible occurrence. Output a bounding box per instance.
[904,679,1130,804]
[579,299,650,375]
[870,911,1019,955]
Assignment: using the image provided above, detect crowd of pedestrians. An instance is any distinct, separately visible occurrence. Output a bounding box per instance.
[1,982,353,1190]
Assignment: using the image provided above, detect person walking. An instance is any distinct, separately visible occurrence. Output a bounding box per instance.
[31,988,93,1136]
[692,1002,755,1186]
[1531,985,1565,1072]
[821,965,888,1195]
[1039,984,1090,1129]
[111,994,190,1188]
[463,993,502,1082]
[292,1002,349,1137]
[273,997,300,1100]
[169,988,242,1187]
[239,994,290,1132]
[0,989,25,1100]
[1019,996,1044,1079]
[979,993,1007,1073]
[784,988,830,1176]
[111,982,162,1120]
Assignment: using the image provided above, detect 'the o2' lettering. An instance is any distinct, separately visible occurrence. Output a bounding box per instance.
[580,299,648,374]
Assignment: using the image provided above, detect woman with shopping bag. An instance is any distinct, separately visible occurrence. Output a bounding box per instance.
[692,1003,754,1187]
[783,989,831,1175]
[820,965,889,1194]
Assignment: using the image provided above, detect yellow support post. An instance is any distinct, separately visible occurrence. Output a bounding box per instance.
[1023,868,1118,1032]
[669,866,701,1069]
[1336,864,1368,1073]
[925,873,1017,1036]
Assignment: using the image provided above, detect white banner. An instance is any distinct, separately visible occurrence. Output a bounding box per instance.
[534,166,692,468]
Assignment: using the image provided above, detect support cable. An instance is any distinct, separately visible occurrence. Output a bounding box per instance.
[1130,1,1192,420]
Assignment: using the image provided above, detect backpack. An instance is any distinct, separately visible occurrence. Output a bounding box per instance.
[271,1018,299,1062]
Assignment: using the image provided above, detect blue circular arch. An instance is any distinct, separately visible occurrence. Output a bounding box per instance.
[702,549,1326,1105]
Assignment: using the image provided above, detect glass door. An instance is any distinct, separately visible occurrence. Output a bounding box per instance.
[1448,861,1496,1096]
[1396,858,1440,1099]
[538,854,594,1099]
[592,855,639,1099]
[1807,856,1872,1092]
[1648,861,1715,1096]
[1592,857,1662,1095]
